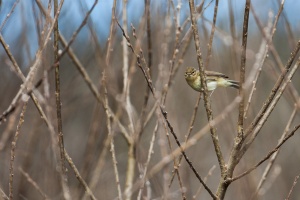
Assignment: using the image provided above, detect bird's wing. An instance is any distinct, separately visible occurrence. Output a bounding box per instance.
[205,70,228,78]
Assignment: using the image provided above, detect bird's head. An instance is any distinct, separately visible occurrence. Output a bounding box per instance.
[184,67,198,81]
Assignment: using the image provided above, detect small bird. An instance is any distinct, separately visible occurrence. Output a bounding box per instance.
[184,67,239,92]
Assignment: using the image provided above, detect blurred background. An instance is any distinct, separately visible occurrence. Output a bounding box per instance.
[0,0,300,199]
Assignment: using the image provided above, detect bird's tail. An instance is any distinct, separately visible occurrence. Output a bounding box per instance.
[228,80,240,89]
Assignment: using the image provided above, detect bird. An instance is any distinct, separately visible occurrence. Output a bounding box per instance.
[184,67,239,92]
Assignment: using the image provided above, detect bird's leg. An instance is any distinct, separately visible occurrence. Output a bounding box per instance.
[209,90,214,98]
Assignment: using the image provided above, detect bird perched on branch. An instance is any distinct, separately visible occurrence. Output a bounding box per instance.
[184,67,239,92]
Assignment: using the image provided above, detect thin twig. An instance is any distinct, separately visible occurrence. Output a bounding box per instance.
[244,10,273,118]
[243,52,300,153]
[102,72,123,200]
[0,105,22,151]
[19,167,50,200]
[193,165,216,199]
[285,174,300,200]
[205,0,218,67]
[9,101,28,200]
[64,150,97,200]
[231,123,300,182]
[137,0,152,141]
[137,123,158,200]
[0,0,20,32]
[105,0,117,65]
[251,105,297,199]
[0,186,9,200]
[169,93,201,186]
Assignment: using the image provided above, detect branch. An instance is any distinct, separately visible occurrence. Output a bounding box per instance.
[285,173,300,200]
[237,0,250,138]
[9,102,28,200]
[188,0,225,178]
[230,123,300,182]
[53,1,70,199]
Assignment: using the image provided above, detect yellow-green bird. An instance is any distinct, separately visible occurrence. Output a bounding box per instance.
[184,67,239,92]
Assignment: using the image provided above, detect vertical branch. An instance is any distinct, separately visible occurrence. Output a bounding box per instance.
[102,72,123,200]
[9,102,28,200]
[137,0,152,141]
[53,0,69,199]
[105,0,117,66]
[122,0,129,96]
[237,0,251,138]
[145,0,152,71]
[205,0,219,67]
[286,174,300,200]
[125,142,135,200]
[188,0,225,176]
[121,1,136,200]
[137,124,158,200]
[228,0,239,76]
[216,1,250,199]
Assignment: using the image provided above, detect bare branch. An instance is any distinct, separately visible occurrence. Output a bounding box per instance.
[188,0,225,181]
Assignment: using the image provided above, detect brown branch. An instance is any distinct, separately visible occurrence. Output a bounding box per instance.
[64,150,97,200]
[230,123,300,182]
[193,165,216,199]
[188,0,225,179]
[9,102,28,200]
[137,0,152,141]
[53,1,69,199]
[237,0,250,138]
[215,1,251,199]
